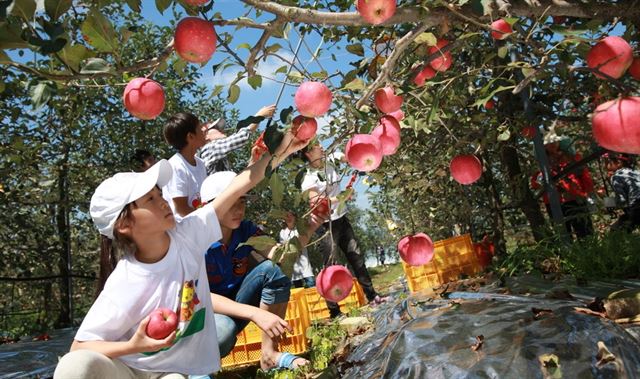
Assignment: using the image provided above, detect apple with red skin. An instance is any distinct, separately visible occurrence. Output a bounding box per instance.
[521,125,537,139]
[388,109,405,121]
[311,197,330,218]
[356,0,396,25]
[398,233,434,266]
[413,65,436,87]
[629,57,640,80]
[146,308,178,340]
[316,265,354,303]
[586,36,633,79]
[174,17,217,63]
[450,154,483,185]
[123,78,165,120]
[552,16,567,24]
[292,115,317,141]
[374,86,403,114]
[490,19,513,40]
[485,99,495,110]
[592,97,640,154]
[294,81,333,117]
[427,39,453,72]
[345,134,383,172]
[371,115,401,156]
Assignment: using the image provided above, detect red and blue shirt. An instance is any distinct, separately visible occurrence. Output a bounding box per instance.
[204,220,262,297]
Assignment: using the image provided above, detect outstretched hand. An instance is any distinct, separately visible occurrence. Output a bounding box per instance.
[256,104,276,119]
[251,309,292,339]
[271,131,311,167]
[128,316,176,353]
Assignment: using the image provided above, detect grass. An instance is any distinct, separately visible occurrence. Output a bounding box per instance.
[368,262,405,291]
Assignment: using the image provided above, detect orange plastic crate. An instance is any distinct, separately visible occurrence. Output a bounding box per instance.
[402,234,482,293]
[304,279,366,321]
[220,288,310,368]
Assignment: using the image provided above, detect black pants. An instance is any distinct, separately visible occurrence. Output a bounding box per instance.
[547,200,593,240]
[612,205,640,232]
[316,215,377,316]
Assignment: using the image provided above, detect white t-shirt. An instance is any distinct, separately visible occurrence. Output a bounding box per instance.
[301,157,347,221]
[75,206,222,375]
[164,153,207,220]
[279,228,314,280]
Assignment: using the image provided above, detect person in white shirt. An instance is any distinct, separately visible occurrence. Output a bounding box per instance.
[162,112,209,220]
[52,131,310,379]
[279,211,316,288]
[299,142,389,318]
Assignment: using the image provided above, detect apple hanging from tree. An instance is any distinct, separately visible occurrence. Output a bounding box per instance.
[174,17,217,63]
[123,78,165,120]
[374,86,403,114]
[146,308,178,340]
[427,39,453,72]
[398,233,434,266]
[484,99,495,110]
[592,97,640,154]
[371,115,401,156]
[345,134,383,172]
[294,81,333,117]
[490,19,513,40]
[521,125,537,139]
[316,265,354,303]
[183,0,209,5]
[629,57,640,80]
[388,109,405,121]
[356,0,397,25]
[586,36,633,79]
[413,65,436,87]
[311,197,330,218]
[450,154,483,185]
[292,115,317,141]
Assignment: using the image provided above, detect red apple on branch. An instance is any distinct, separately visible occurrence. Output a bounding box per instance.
[398,233,434,266]
[629,57,640,80]
[356,0,397,25]
[146,308,178,340]
[592,96,640,154]
[388,109,405,121]
[413,65,436,87]
[294,81,333,117]
[371,115,401,156]
[183,0,209,5]
[345,134,383,172]
[484,99,495,110]
[310,197,330,218]
[450,154,483,185]
[292,115,317,141]
[521,125,537,139]
[316,265,354,303]
[123,78,165,120]
[586,36,633,80]
[174,17,217,63]
[427,39,453,72]
[490,19,513,40]
[374,86,403,114]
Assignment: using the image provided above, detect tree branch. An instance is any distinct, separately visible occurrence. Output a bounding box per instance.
[355,22,430,110]
[246,18,282,76]
[240,0,640,26]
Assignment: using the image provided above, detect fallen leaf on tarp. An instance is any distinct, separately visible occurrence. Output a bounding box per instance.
[471,335,484,351]
[538,353,562,379]
[596,341,616,367]
[573,307,606,318]
[613,315,640,325]
[532,307,554,320]
[603,289,640,320]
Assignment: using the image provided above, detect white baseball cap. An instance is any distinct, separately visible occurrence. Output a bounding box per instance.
[200,171,237,203]
[90,159,173,238]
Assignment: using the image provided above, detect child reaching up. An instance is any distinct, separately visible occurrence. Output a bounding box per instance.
[53,130,309,379]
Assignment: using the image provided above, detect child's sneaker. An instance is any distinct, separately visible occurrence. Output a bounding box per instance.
[369,295,390,306]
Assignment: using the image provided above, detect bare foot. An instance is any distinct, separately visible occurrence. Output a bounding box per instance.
[260,352,309,370]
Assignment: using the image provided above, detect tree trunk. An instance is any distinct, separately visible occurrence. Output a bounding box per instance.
[55,148,71,327]
[500,143,548,242]
[482,157,507,257]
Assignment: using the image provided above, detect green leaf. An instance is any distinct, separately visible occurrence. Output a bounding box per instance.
[173,58,187,77]
[10,0,35,20]
[59,44,92,71]
[346,43,364,56]
[227,84,240,104]
[414,32,437,46]
[287,71,304,82]
[39,37,67,54]
[265,43,281,54]
[155,0,171,14]
[81,9,118,52]
[343,78,365,91]
[210,84,224,97]
[247,74,262,90]
[497,46,508,59]
[269,173,284,207]
[0,49,11,63]
[237,235,277,251]
[79,57,113,74]
[0,81,5,93]
[0,22,28,49]
[30,81,55,110]
[472,85,515,107]
[125,0,141,12]
[237,42,251,50]
[45,0,71,20]
[275,65,288,74]
[497,129,511,141]
[279,106,293,124]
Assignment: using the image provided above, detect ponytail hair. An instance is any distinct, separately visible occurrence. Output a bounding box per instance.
[95,203,136,298]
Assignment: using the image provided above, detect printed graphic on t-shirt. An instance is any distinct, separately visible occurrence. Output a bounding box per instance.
[180,280,200,322]
[232,256,248,276]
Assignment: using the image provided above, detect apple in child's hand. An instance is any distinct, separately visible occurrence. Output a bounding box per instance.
[146,308,178,339]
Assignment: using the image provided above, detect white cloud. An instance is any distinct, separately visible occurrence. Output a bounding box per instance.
[204,51,295,91]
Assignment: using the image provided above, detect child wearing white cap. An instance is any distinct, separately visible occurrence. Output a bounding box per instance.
[52,132,309,379]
